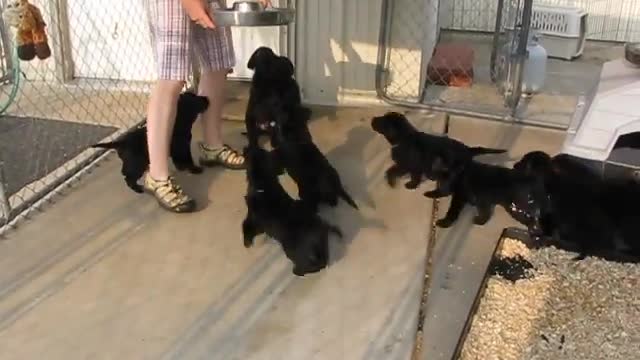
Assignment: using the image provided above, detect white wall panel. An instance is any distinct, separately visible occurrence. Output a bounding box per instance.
[295,0,385,106]
[227,0,288,79]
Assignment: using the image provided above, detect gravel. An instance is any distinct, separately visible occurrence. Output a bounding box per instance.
[460,238,640,360]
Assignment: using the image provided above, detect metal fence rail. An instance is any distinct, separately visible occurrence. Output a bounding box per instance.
[0,0,196,228]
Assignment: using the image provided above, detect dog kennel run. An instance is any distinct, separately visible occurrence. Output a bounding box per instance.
[1,0,639,228]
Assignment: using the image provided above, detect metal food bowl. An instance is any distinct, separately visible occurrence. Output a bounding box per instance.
[624,42,640,66]
[209,1,294,27]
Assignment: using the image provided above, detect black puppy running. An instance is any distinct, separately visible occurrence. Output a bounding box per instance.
[244,46,302,145]
[92,91,209,193]
[371,112,506,193]
[425,159,548,239]
[242,145,343,276]
[272,105,358,211]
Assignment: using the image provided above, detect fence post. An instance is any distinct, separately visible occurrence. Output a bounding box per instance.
[506,0,533,113]
[49,0,75,83]
[490,0,505,83]
[0,161,10,227]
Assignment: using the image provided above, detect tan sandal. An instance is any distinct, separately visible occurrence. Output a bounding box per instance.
[199,143,246,170]
[143,174,196,213]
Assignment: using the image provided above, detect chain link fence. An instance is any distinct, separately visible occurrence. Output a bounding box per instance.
[376,0,633,129]
[0,0,200,228]
[444,0,640,42]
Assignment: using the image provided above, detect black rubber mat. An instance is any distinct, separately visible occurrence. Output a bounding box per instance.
[0,116,117,196]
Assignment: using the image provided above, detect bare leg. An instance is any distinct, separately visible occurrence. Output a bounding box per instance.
[199,69,228,148]
[197,69,245,168]
[147,80,185,180]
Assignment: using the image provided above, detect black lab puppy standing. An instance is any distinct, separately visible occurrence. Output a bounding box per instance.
[242,145,343,276]
[245,46,302,146]
[92,91,209,193]
[371,112,506,194]
[425,160,548,240]
[514,151,639,262]
[272,106,358,211]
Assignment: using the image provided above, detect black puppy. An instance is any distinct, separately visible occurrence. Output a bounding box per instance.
[242,145,343,276]
[514,151,639,262]
[371,112,506,193]
[425,160,547,239]
[272,106,358,211]
[244,46,302,145]
[92,91,209,193]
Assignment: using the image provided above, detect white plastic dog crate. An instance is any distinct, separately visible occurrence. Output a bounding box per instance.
[562,59,640,179]
[514,5,588,60]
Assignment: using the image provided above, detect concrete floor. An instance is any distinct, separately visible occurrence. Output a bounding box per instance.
[0,106,440,360]
[0,101,568,359]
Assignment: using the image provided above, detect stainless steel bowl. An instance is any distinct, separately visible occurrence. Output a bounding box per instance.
[209,1,294,27]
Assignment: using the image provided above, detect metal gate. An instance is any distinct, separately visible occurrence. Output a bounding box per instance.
[376,0,555,126]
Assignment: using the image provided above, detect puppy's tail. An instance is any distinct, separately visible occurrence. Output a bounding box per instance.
[339,188,359,210]
[91,140,121,150]
[469,146,507,156]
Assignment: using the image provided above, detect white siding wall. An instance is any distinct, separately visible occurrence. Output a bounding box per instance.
[294,0,385,106]
[294,0,440,106]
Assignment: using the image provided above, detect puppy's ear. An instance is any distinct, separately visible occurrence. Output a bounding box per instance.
[282,57,294,77]
[247,48,261,70]
[248,47,274,70]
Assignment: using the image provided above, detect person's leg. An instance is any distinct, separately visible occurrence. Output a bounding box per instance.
[191,4,245,169]
[143,0,196,212]
[197,68,227,150]
[147,80,184,180]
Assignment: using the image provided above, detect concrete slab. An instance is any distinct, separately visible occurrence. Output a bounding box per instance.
[421,116,566,360]
[0,107,443,359]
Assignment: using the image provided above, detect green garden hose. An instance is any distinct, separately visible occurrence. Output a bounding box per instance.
[0,45,21,115]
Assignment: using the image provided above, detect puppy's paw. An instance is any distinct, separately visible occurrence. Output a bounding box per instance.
[572,253,587,261]
[423,190,442,198]
[188,165,204,174]
[404,181,419,190]
[436,218,454,228]
[129,184,144,193]
[385,174,397,188]
[292,267,305,277]
[243,237,254,248]
[473,216,490,226]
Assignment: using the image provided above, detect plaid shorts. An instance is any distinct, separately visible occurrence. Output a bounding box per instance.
[144,0,235,81]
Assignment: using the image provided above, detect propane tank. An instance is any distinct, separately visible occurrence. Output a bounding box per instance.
[521,31,548,96]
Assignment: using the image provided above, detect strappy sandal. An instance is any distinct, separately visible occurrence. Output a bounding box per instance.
[143,174,196,213]
[199,143,246,170]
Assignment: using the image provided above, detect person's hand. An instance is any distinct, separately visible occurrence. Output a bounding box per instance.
[180,0,215,29]
[258,0,272,8]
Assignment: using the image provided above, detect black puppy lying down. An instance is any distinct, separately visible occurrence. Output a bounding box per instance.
[425,159,547,238]
[244,46,302,144]
[242,145,343,276]
[371,112,506,193]
[272,106,358,211]
[92,91,209,193]
[514,151,639,262]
